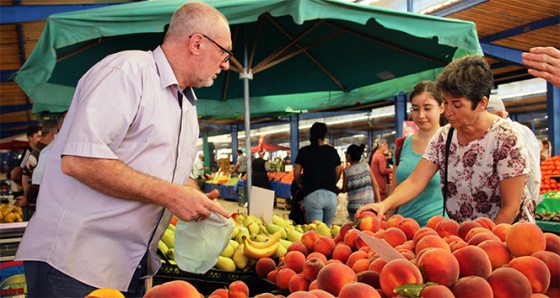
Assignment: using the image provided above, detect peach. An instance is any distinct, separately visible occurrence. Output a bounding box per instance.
[509,256,551,293]
[325,259,342,265]
[338,282,381,298]
[492,223,511,242]
[358,215,380,232]
[357,210,378,220]
[415,234,450,255]
[477,239,512,270]
[301,230,321,253]
[306,251,328,264]
[386,214,405,228]
[228,280,249,298]
[357,270,381,289]
[395,240,414,251]
[457,220,482,241]
[474,216,496,230]
[302,257,325,281]
[276,268,297,290]
[355,230,375,250]
[313,236,336,259]
[358,245,371,254]
[467,231,501,246]
[443,234,463,245]
[288,241,309,256]
[309,289,335,298]
[144,280,201,298]
[464,227,493,242]
[288,274,310,293]
[396,217,420,240]
[426,215,446,230]
[506,222,546,257]
[544,232,560,254]
[420,284,454,297]
[308,280,318,291]
[379,259,423,297]
[285,291,315,298]
[316,263,358,296]
[256,257,277,277]
[352,258,371,274]
[383,227,407,247]
[346,250,368,269]
[452,245,492,279]
[267,269,279,283]
[545,287,560,298]
[333,233,343,244]
[368,257,387,273]
[253,294,276,298]
[343,229,359,250]
[397,248,416,260]
[373,229,385,239]
[487,267,532,298]
[209,288,228,298]
[434,218,459,238]
[452,276,493,298]
[412,227,438,247]
[532,250,560,288]
[284,251,306,273]
[416,247,459,287]
[339,222,354,239]
[448,239,468,252]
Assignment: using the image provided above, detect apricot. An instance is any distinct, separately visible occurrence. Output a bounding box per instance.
[338,282,381,298]
[255,257,277,277]
[510,256,551,293]
[477,239,512,270]
[396,217,420,240]
[456,220,482,241]
[532,250,560,288]
[414,234,450,255]
[301,230,321,253]
[544,232,560,254]
[492,223,511,242]
[451,276,493,298]
[228,280,249,298]
[276,268,297,290]
[434,218,459,238]
[452,245,492,279]
[487,267,532,298]
[420,284,454,297]
[144,280,200,298]
[284,251,306,273]
[302,257,325,281]
[379,259,423,297]
[288,274,310,293]
[506,222,546,257]
[316,263,358,296]
[383,227,407,247]
[329,244,351,265]
[426,215,446,230]
[416,247,459,287]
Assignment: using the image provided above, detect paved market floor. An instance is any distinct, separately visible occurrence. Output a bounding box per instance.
[217,198,290,219]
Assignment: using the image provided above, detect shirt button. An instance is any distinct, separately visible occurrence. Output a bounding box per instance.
[138,265,142,269]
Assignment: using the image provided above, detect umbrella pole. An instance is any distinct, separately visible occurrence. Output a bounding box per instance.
[241,37,253,212]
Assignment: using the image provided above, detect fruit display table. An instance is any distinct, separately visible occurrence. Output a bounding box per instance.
[237,180,291,199]
[535,191,559,234]
[203,178,241,201]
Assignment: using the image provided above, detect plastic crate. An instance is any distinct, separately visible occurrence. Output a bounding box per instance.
[153,263,286,296]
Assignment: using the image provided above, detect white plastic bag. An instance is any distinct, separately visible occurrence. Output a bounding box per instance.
[174,212,234,273]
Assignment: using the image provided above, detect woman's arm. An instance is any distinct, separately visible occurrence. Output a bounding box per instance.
[294,163,303,189]
[494,175,526,224]
[370,168,382,203]
[341,170,348,193]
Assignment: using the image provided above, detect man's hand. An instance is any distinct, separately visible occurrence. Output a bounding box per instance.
[522,46,560,87]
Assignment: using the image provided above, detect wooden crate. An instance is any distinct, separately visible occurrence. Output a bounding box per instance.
[275,197,291,210]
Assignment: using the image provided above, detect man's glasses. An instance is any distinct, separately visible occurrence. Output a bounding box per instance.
[201,34,233,63]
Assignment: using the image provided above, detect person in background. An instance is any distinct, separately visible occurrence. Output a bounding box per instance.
[10,124,42,195]
[540,138,552,162]
[389,80,446,227]
[341,144,381,220]
[385,149,394,189]
[252,151,271,189]
[231,149,247,177]
[31,112,67,186]
[357,55,532,225]
[487,96,541,214]
[15,2,232,297]
[16,120,58,220]
[521,46,560,88]
[294,122,343,227]
[192,153,210,189]
[369,139,393,201]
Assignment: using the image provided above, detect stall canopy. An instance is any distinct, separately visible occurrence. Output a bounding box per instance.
[13,0,482,118]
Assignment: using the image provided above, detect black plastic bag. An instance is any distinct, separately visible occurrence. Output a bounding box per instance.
[289,181,306,225]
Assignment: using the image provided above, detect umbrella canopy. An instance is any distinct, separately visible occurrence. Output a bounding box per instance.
[13,0,482,117]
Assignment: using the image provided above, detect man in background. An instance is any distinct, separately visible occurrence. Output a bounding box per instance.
[10,124,41,195]
[231,149,247,177]
[487,96,541,214]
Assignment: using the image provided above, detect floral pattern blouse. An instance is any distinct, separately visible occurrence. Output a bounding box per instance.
[423,118,531,222]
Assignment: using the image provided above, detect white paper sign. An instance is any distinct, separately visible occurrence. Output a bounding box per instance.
[249,186,275,223]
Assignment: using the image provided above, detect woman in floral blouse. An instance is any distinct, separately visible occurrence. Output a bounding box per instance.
[356,55,532,224]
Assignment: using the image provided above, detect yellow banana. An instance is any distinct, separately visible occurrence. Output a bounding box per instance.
[243,238,279,259]
[245,231,282,249]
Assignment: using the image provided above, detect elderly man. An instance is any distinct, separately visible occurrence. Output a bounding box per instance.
[15,2,232,297]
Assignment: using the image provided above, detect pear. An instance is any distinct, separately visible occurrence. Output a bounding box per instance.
[166,248,175,260]
[248,214,263,225]
[220,243,235,258]
[167,224,176,232]
[278,238,293,249]
[229,239,240,250]
[265,223,287,239]
[253,233,268,242]
[316,222,331,237]
[215,256,236,272]
[247,222,260,236]
[286,229,303,242]
[243,215,255,227]
[273,242,288,258]
[236,227,250,244]
[161,229,175,249]
[230,226,240,239]
[232,244,249,270]
[234,214,246,226]
[331,224,341,237]
[272,215,291,228]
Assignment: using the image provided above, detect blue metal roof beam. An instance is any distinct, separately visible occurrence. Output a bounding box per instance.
[428,0,488,17]
[480,15,560,44]
[0,104,33,114]
[0,4,119,25]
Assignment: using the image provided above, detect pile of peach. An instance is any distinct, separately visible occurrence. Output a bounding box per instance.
[206,213,560,298]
